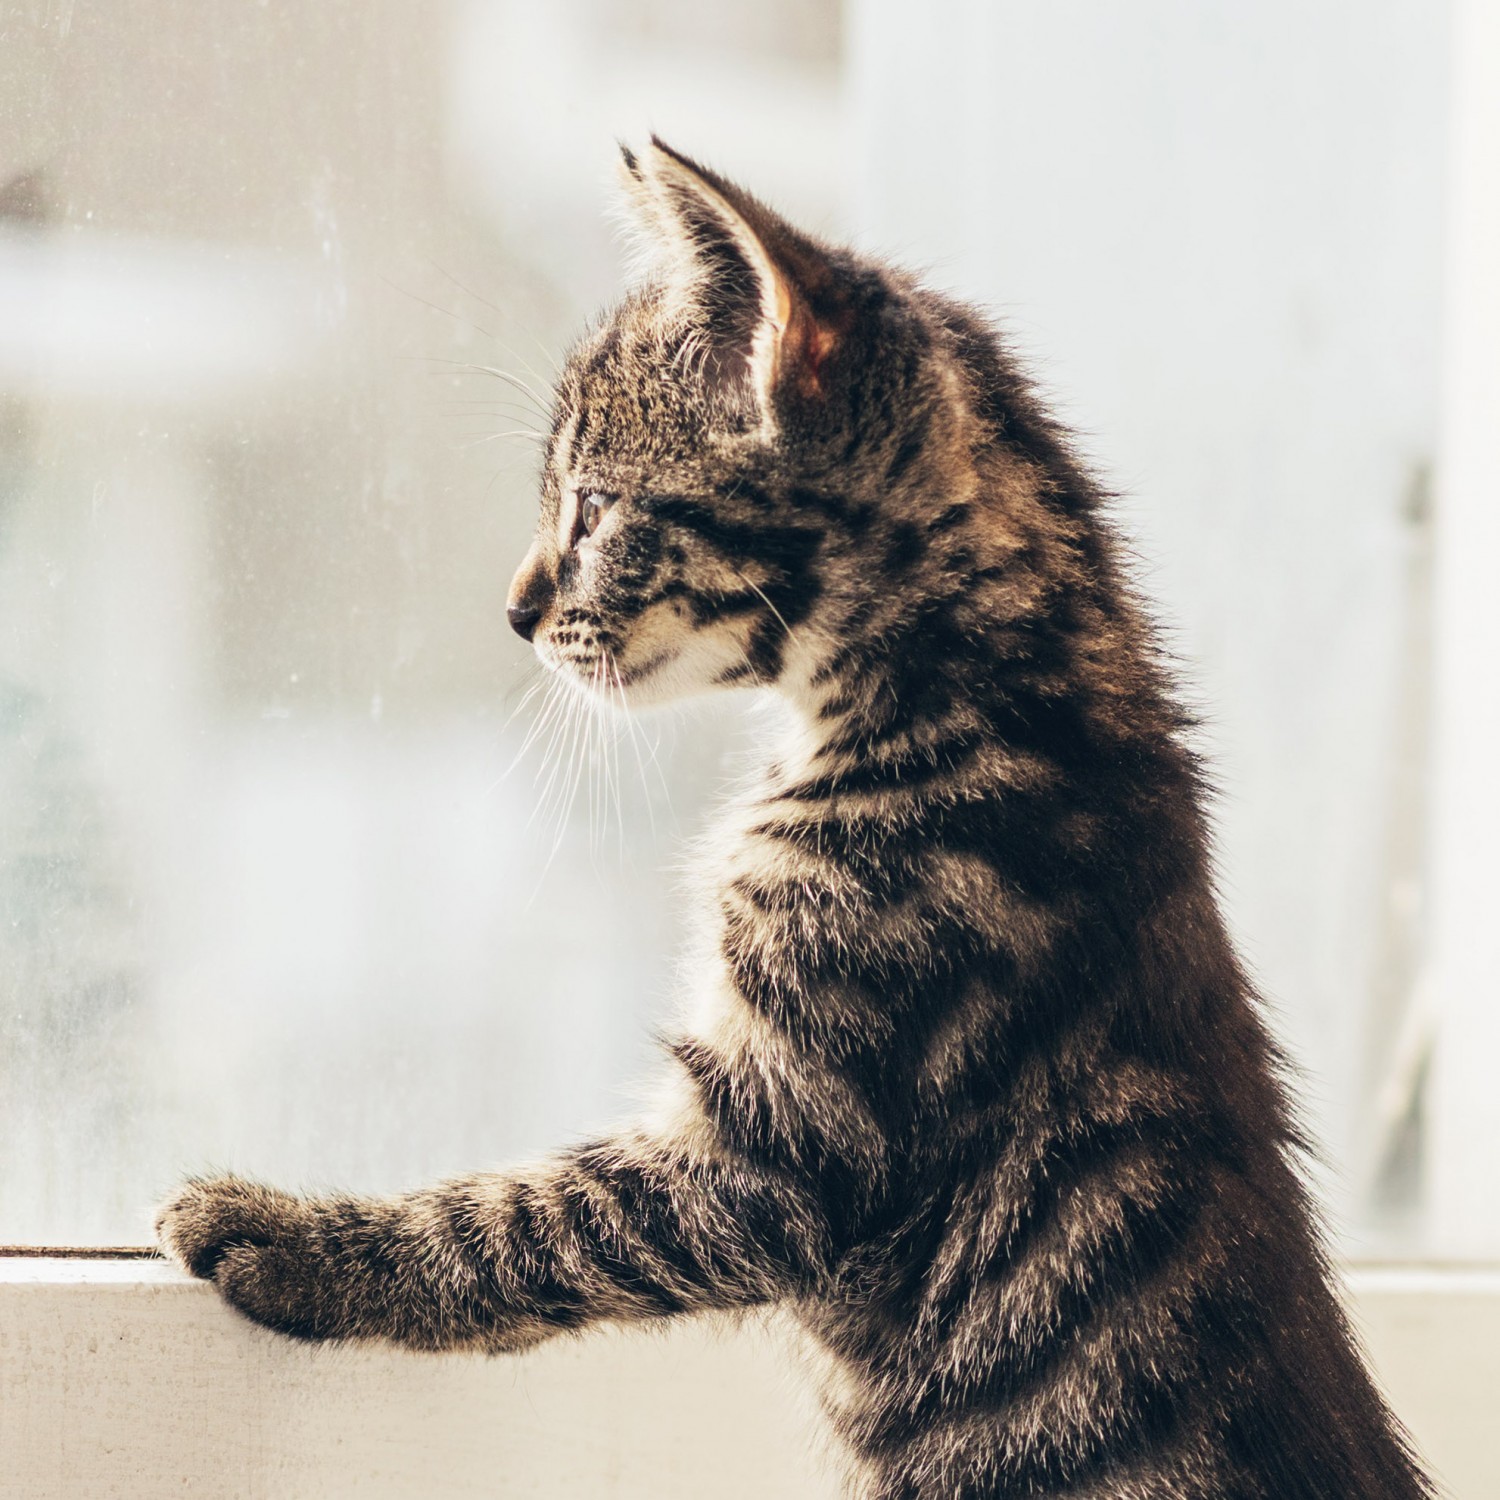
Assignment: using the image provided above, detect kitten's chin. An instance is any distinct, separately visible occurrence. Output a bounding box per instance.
[594,646,710,709]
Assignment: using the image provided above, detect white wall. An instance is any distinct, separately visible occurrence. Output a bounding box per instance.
[1426,0,1500,1258]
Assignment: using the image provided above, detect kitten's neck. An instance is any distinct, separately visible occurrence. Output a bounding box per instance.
[765,468,1170,806]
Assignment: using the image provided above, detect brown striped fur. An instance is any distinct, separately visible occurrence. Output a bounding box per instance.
[159,140,1433,1499]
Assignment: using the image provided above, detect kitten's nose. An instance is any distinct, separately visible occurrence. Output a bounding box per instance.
[507,544,553,643]
[507,603,542,642]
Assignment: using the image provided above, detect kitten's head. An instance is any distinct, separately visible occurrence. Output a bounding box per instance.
[507,138,973,708]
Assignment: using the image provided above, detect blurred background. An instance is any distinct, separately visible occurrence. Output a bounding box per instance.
[0,0,1494,1263]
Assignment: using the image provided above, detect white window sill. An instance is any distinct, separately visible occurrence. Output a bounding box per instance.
[3,1260,1496,1499]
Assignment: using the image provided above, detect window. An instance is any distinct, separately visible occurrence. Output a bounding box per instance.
[5,2,1499,1496]
[0,0,844,1250]
[0,0,1491,1262]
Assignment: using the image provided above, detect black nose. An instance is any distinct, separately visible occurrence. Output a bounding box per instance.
[507,603,542,642]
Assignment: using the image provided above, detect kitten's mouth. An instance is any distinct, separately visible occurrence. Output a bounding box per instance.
[615,647,678,687]
[537,639,676,697]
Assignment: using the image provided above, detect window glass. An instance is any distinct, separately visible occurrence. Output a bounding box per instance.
[849,1,1453,1256]
[0,0,1467,1258]
[0,0,842,1244]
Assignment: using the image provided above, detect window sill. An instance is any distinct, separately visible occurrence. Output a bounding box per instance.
[3,1261,1496,1499]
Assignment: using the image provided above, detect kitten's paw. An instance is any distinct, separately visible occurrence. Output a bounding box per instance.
[155,1175,307,1281]
[156,1176,341,1337]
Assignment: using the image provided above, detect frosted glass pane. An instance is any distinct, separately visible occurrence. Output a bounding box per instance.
[849,0,1449,1252]
[0,0,1454,1258]
[0,0,841,1244]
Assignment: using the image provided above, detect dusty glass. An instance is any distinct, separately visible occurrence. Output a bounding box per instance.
[0,0,842,1243]
[0,0,1462,1258]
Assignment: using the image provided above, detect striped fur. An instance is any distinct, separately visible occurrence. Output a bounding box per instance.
[159,140,1433,1499]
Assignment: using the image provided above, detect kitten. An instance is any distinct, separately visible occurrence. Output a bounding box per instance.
[159,139,1433,1500]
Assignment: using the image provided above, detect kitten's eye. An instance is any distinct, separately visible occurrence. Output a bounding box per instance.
[576,491,616,544]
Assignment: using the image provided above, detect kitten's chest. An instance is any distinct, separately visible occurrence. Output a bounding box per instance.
[683,759,1022,1073]
[680,786,895,1044]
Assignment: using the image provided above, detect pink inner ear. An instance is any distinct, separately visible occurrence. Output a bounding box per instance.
[775,296,845,402]
[803,320,839,393]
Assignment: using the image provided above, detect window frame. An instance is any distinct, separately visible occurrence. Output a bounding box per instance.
[3,1256,1496,1497]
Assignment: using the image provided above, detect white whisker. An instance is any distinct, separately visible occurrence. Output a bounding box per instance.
[456,429,549,452]
[607,648,658,846]
[547,681,591,876]
[503,674,567,783]
[529,680,578,834]
[422,261,562,387]
[601,656,626,861]
[407,355,553,422]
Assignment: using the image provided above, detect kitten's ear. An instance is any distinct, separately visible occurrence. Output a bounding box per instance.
[620,137,843,419]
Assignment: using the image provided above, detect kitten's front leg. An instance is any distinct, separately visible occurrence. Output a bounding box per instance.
[156,1134,829,1349]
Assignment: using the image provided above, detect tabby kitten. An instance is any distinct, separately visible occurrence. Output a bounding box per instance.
[158,140,1432,1500]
